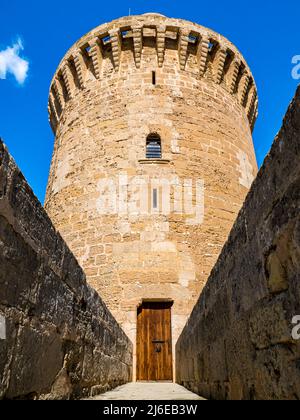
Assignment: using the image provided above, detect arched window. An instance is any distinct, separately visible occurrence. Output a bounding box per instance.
[146,134,162,159]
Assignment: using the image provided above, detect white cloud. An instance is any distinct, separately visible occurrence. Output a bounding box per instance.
[0,39,29,85]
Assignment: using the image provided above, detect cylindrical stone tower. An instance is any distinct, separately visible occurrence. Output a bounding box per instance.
[45,13,258,380]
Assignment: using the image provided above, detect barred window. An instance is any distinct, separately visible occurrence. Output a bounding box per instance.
[146,134,162,159]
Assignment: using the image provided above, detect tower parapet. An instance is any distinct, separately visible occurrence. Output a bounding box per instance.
[48,14,258,133]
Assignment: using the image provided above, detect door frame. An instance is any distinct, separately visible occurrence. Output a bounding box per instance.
[136,299,174,382]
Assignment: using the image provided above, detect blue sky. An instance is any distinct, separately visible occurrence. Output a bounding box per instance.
[0,0,299,203]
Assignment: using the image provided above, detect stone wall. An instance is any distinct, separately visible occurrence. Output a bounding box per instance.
[44,14,258,379]
[0,140,132,400]
[176,86,300,400]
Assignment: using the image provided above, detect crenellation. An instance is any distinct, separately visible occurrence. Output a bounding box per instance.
[132,26,143,68]
[48,99,58,133]
[73,50,86,88]
[228,58,240,94]
[7,8,293,395]
[197,36,210,77]
[61,62,75,99]
[176,87,300,400]
[53,76,66,107]
[156,25,166,68]
[178,29,190,71]
[48,15,258,131]
[238,71,250,106]
[242,78,253,109]
[49,89,61,121]
[45,14,258,382]
[214,48,227,84]
[109,29,122,70]
[89,38,103,79]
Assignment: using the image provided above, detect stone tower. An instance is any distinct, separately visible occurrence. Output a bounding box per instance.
[45,13,258,380]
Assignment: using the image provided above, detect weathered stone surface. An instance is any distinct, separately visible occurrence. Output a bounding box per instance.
[0,141,132,400]
[176,86,300,400]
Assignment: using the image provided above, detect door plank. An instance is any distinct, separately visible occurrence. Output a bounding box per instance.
[137,302,173,381]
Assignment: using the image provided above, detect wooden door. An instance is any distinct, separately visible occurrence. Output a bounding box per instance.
[136,302,173,381]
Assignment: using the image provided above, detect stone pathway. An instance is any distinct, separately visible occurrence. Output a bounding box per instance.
[90,382,204,400]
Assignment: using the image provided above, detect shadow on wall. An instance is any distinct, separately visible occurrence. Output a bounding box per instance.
[0,140,133,400]
[176,85,300,400]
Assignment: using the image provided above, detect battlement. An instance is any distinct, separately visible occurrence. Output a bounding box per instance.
[48,14,258,133]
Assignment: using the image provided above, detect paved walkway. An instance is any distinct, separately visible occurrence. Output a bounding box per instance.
[90,382,204,400]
